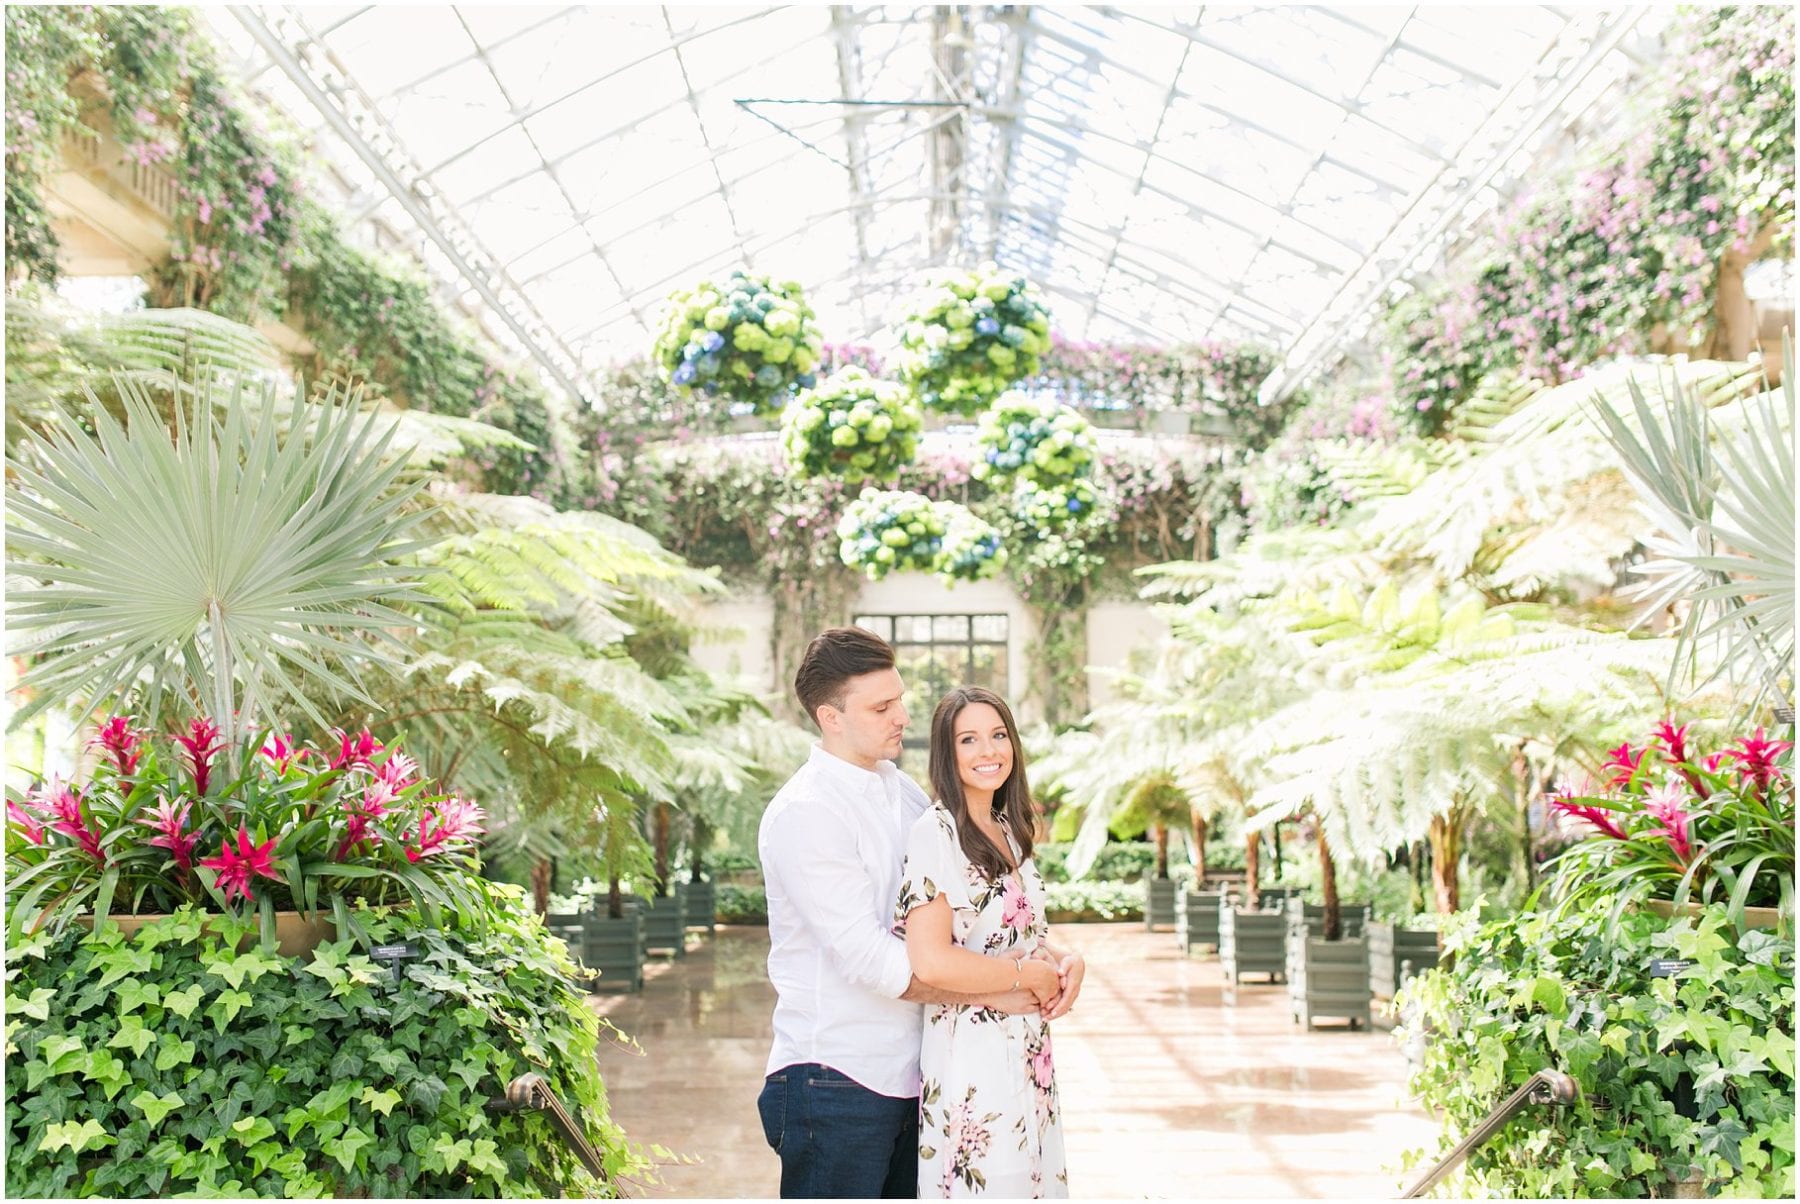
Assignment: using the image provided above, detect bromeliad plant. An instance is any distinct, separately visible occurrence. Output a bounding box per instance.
[5,716,487,935]
[1542,719,1794,931]
[779,367,923,484]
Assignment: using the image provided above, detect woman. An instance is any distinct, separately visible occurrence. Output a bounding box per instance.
[894,686,1081,1198]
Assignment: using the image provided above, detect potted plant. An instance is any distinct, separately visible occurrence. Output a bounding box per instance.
[1366,912,1442,1015]
[6,718,486,952]
[1541,719,1792,933]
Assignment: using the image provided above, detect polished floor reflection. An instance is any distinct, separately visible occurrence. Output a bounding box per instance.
[591,922,1438,1198]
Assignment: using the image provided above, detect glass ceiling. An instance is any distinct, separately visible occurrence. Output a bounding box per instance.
[205,5,1666,403]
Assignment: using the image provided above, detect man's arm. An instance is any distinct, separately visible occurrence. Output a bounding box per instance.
[763,805,913,998]
[901,976,1041,1014]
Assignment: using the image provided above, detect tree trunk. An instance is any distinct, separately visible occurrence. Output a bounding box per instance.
[1151,825,1170,879]
[690,818,710,883]
[1244,832,1261,909]
[1317,822,1341,942]
[1427,810,1463,915]
[653,804,672,898]
[1189,810,1209,886]
[1703,222,1781,362]
[608,876,624,920]
[529,856,552,918]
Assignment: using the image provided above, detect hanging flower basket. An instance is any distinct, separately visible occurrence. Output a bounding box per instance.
[780,367,924,485]
[652,271,823,414]
[894,264,1053,416]
[971,393,1097,487]
[1010,476,1105,533]
[935,506,1008,582]
[836,489,945,579]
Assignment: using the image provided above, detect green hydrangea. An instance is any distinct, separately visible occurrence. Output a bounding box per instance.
[652,271,823,414]
[894,264,1052,416]
[780,368,923,484]
[971,393,1096,487]
[835,490,1004,585]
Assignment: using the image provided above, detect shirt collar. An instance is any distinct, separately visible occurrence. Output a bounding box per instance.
[808,742,892,799]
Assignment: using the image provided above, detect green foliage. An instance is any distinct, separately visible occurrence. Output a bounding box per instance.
[1399,904,1794,1198]
[714,884,768,924]
[5,378,432,734]
[1041,881,1144,922]
[1032,841,1157,884]
[3,889,648,1197]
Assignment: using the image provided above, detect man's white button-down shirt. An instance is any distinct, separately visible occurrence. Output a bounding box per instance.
[759,743,930,1099]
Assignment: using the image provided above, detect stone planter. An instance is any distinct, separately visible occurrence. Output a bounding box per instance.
[1286,922,1370,1030]
[1219,906,1287,985]
[1253,887,1300,910]
[543,912,601,990]
[680,879,716,934]
[1367,921,1441,1006]
[1176,889,1224,953]
[642,892,688,957]
[1143,877,1179,931]
[76,911,334,959]
[583,913,645,993]
[1645,899,1785,930]
[1284,898,1370,940]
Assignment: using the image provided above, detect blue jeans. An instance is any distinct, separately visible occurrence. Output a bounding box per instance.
[757,1064,918,1198]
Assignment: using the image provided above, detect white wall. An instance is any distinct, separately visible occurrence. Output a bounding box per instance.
[1084,600,1170,709]
[689,588,776,690]
[689,582,1173,727]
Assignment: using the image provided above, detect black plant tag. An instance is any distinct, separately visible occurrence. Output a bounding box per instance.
[1648,957,1696,978]
[371,942,420,983]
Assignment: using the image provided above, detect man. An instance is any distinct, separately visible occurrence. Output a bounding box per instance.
[756,627,1081,1198]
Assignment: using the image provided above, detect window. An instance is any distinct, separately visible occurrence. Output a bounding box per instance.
[853,613,1010,771]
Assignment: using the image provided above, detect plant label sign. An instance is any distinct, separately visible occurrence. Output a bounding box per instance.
[1648,957,1695,978]
[371,942,420,982]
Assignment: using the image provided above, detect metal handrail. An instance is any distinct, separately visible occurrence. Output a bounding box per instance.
[488,1072,610,1185]
[1400,1069,1580,1198]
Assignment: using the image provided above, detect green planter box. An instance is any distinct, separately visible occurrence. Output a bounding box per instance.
[1144,877,1179,931]
[583,913,645,993]
[642,892,688,957]
[1220,907,1287,985]
[543,912,599,991]
[1284,898,1371,939]
[1367,921,1441,1002]
[1253,887,1300,910]
[1177,890,1224,953]
[1286,924,1370,1030]
[680,879,716,934]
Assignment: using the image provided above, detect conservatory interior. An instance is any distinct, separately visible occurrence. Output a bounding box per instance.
[2,4,1794,1200]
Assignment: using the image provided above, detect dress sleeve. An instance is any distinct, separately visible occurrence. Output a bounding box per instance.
[894,806,975,932]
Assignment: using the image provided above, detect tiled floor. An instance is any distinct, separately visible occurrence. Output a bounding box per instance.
[590,923,1439,1199]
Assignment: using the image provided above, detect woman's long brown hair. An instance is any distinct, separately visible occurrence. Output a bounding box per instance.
[928,686,1035,883]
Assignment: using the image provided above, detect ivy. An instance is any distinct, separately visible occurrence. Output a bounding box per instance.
[3,886,649,1198]
[1399,903,1794,1198]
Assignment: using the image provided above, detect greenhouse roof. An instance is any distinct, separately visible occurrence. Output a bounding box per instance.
[207,5,1665,402]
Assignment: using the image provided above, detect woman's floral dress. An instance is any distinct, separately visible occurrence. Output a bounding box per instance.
[894,804,1067,1198]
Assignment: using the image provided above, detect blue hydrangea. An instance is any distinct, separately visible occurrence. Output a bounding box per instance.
[700,330,725,352]
[673,362,698,385]
[976,317,1001,336]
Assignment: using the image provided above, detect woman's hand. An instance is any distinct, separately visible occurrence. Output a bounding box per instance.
[1041,951,1085,1021]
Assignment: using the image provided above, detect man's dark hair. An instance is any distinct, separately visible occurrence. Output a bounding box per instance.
[794,626,896,728]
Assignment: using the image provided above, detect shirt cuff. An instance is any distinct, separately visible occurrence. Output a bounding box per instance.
[877,936,913,999]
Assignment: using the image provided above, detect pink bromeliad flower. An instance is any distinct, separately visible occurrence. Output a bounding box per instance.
[1601,742,1646,788]
[29,776,106,863]
[89,716,147,776]
[375,751,418,791]
[1546,789,1628,840]
[329,727,381,771]
[1641,781,1694,863]
[336,780,396,860]
[135,794,198,873]
[6,799,45,845]
[405,797,485,863]
[260,733,308,774]
[1725,728,1792,796]
[174,718,225,795]
[1652,718,1711,797]
[199,825,281,904]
